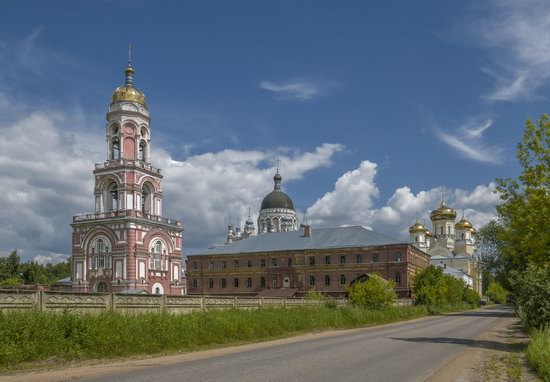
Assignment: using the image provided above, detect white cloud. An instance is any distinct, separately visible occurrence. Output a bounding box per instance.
[435,118,504,164]
[307,161,498,239]
[466,0,550,101]
[259,80,323,101]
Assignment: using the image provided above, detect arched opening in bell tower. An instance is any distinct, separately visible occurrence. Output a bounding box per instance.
[138,140,147,162]
[105,182,119,211]
[111,137,120,160]
[142,182,155,214]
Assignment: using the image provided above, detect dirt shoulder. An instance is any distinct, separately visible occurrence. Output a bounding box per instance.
[427,307,539,382]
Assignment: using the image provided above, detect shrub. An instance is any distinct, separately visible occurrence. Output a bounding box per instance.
[347,274,396,309]
[463,288,480,306]
[511,263,550,330]
[485,281,508,304]
[526,328,550,382]
[443,274,466,304]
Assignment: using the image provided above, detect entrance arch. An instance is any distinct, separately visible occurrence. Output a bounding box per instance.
[95,281,108,293]
[152,282,164,295]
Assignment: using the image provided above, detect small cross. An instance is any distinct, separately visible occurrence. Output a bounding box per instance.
[128,43,133,65]
[276,158,280,173]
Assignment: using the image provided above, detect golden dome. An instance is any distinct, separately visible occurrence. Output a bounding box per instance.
[408,221,428,234]
[425,230,433,237]
[430,201,457,221]
[111,64,147,106]
[455,217,473,230]
[469,227,477,235]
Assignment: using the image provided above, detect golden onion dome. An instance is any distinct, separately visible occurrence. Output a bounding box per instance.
[425,230,433,238]
[455,217,473,230]
[111,65,147,106]
[469,227,477,235]
[430,201,457,221]
[408,221,428,234]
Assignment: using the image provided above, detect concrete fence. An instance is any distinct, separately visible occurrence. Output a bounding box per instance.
[0,290,412,314]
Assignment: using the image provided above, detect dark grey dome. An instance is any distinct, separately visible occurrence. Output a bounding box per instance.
[261,190,295,210]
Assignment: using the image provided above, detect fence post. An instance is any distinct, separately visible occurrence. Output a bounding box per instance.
[110,293,116,312]
[161,294,167,312]
[201,295,206,312]
[260,297,264,308]
[38,290,45,311]
[233,297,237,308]
[283,298,287,308]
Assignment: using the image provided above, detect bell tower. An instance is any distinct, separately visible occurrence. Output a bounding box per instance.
[71,56,184,295]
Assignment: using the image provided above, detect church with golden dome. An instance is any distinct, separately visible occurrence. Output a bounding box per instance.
[408,200,481,295]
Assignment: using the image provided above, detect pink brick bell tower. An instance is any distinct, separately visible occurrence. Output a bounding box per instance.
[70,56,184,295]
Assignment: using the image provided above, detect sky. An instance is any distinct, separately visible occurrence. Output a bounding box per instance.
[1,0,549,264]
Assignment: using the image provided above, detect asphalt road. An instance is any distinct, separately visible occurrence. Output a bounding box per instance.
[83,306,513,382]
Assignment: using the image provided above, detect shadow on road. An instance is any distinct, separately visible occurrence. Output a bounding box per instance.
[388,336,524,352]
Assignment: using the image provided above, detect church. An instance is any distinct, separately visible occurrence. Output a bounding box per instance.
[408,201,482,296]
[70,60,184,295]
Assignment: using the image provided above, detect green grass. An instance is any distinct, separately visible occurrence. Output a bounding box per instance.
[526,328,550,382]
[0,303,475,371]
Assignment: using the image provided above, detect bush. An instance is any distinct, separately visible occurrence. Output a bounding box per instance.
[443,274,466,304]
[486,281,508,304]
[463,288,480,306]
[347,274,396,309]
[512,263,550,330]
[526,328,550,382]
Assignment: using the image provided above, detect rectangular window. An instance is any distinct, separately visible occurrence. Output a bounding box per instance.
[272,276,277,288]
[272,258,277,267]
[233,278,239,288]
[192,279,198,288]
[309,275,315,286]
[325,256,331,265]
[247,260,252,268]
[339,274,346,286]
[192,261,198,270]
[261,259,266,268]
[395,252,402,262]
[233,259,239,268]
[139,261,145,279]
[373,254,379,263]
[115,260,123,278]
[288,258,292,267]
[340,255,346,264]
[208,278,214,288]
[395,273,401,285]
[324,275,330,286]
[221,260,226,269]
[208,260,214,269]
[221,278,226,288]
[309,256,315,266]
[246,278,252,288]
[356,254,363,263]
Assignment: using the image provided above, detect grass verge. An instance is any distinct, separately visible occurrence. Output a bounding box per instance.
[526,328,550,381]
[0,302,475,371]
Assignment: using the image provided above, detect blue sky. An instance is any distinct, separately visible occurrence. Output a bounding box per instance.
[1,0,548,262]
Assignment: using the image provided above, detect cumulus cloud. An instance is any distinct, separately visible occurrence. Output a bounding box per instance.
[259,80,324,101]
[0,95,344,261]
[464,0,550,101]
[435,119,504,164]
[307,161,499,240]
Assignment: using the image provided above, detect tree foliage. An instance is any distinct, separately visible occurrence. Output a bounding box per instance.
[486,281,509,304]
[347,274,396,309]
[413,265,479,307]
[511,264,550,330]
[0,250,70,286]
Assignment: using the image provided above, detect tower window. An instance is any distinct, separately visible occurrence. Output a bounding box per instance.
[111,137,120,160]
[154,241,162,270]
[139,140,147,161]
[447,226,451,235]
[440,226,444,235]
[395,252,402,262]
[325,275,330,286]
[395,273,401,285]
[309,276,315,286]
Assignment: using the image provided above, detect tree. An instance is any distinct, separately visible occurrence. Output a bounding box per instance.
[495,114,550,270]
[347,274,396,309]
[486,281,508,304]
[412,266,447,306]
[511,264,550,330]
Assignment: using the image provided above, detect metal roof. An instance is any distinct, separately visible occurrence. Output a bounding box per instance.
[195,226,404,256]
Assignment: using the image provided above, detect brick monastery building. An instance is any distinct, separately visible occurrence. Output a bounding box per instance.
[70,60,184,295]
[186,173,430,298]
